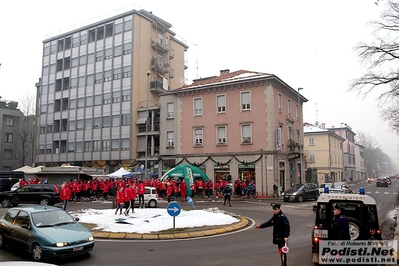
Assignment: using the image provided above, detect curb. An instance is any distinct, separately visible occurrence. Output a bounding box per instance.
[92,216,250,240]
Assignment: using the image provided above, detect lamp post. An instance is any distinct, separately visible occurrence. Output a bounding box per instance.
[340,122,346,182]
[297,87,303,183]
[145,71,151,178]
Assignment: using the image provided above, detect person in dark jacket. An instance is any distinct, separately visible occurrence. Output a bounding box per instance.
[256,203,290,255]
[332,205,350,240]
[223,184,232,207]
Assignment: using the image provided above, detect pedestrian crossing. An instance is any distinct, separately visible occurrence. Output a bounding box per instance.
[367,191,397,195]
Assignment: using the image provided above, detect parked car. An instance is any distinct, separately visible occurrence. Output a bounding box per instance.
[376,177,389,187]
[0,184,61,208]
[282,183,319,202]
[0,205,94,261]
[328,188,354,194]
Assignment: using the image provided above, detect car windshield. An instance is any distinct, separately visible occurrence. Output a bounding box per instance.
[32,210,76,227]
[290,184,304,190]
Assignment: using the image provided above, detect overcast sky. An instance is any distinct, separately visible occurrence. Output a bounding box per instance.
[0,0,397,165]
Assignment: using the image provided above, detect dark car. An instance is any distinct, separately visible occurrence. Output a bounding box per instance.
[0,206,94,261]
[0,184,61,208]
[376,177,389,187]
[282,183,319,202]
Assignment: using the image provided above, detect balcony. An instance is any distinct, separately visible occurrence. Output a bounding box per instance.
[150,58,168,74]
[150,80,168,94]
[151,37,169,54]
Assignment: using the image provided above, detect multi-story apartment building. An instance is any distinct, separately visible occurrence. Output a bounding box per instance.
[328,124,356,182]
[303,123,345,185]
[355,143,366,181]
[158,69,307,196]
[35,10,188,173]
[0,99,24,170]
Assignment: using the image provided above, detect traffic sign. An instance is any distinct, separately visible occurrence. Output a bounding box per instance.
[187,196,193,205]
[167,202,181,217]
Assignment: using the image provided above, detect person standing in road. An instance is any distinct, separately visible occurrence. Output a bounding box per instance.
[115,188,124,215]
[273,183,279,198]
[137,180,145,208]
[223,183,232,207]
[256,203,290,261]
[60,183,71,211]
[332,205,350,240]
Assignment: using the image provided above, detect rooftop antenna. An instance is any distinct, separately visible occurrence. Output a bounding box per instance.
[314,103,319,126]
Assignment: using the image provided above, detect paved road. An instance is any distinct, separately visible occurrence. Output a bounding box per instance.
[0,180,397,265]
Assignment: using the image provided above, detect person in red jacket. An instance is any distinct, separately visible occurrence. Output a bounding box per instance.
[180,179,187,199]
[60,183,71,211]
[166,183,173,203]
[123,184,134,216]
[115,188,124,215]
[73,180,82,203]
[137,180,145,208]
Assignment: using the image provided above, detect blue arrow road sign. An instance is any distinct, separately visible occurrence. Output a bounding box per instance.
[187,196,193,205]
[167,202,181,217]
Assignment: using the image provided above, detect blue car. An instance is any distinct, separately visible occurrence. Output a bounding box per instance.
[0,206,94,261]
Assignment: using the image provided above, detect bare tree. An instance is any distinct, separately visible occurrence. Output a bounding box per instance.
[351,1,399,102]
[13,91,36,166]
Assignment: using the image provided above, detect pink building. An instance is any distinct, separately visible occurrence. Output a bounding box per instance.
[159,69,307,196]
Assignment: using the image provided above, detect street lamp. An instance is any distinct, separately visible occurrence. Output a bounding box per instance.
[297,87,303,183]
[145,71,151,178]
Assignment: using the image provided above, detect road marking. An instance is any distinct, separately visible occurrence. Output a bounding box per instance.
[394,193,398,195]
[366,191,372,194]
[384,192,389,195]
[375,191,380,194]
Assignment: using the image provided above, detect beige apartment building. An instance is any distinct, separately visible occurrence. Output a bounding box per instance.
[159,69,307,196]
[303,123,345,185]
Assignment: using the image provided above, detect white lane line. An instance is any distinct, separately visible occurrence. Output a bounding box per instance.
[384,192,389,194]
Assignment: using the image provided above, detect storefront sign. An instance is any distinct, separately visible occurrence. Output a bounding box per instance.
[214,164,230,170]
[238,164,255,169]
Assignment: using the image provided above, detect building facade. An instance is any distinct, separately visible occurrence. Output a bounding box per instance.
[159,69,307,197]
[328,125,356,182]
[36,9,188,173]
[303,124,345,185]
[0,99,24,171]
[355,143,366,181]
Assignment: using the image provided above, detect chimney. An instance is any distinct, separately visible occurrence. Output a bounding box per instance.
[220,69,230,76]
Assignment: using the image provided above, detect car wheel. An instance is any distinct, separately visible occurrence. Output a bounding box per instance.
[297,195,304,203]
[148,200,157,208]
[39,198,49,206]
[31,243,43,261]
[347,217,363,240]
[1,198,11,208]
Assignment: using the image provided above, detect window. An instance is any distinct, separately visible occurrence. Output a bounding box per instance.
[104,70,112,82]
[123,43,132,55]
[241,124,252,144]
[194,128,203,146]
[194,98,202,116]
[79,55,86,66]
[80,34,87,45]
[102,116,111,128]
[65,37,71,50]
[309,137,314,145]
[87,53,95,64]
[310,154,315,162]
[96,51,103,62]
[122,114,130,126]
[77,98,85,109]
[76,119,84,130]
[72,36,79,47]
[5,117,14,126]
[47,124,53,133]
[113,68,121,80]
[5,133,13,143]
[4,149,12,160]
[121,138,129,151]
[105,48,112,59]
[241,91,251,111]
[68,142,75,153]
[122,90,130,101]
[112,91,121,103]
[121,114,130,126]
[123,66,131,78]
[217,126,226,144]
[70,77,78,88]
[93,140,101,152]
[167,103,174,118]
[84,141,92,152]
[115,23,123,34]
[111,139,120,151]
[103,93,111,104]
[124,20,132,31]
[288,99,291,115]
[278,94,282,112]
[86,96,93,107]
[39,125,46,134]
[112,115,120,127]
[95,72,103,83]
[114,45,122,57]
[88,29,96,43]
[217,95,226,113]
[102,140,110,151]
[86,74,94,86]
[167,131,174,147]
[69,99,77,109]
[96,26,104,40]
[76,142,83,152]
[93,117,101,129]
[94,95,102,105]
[69,120,76,131]
[85,118,92,130]
[105,23,113,37]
